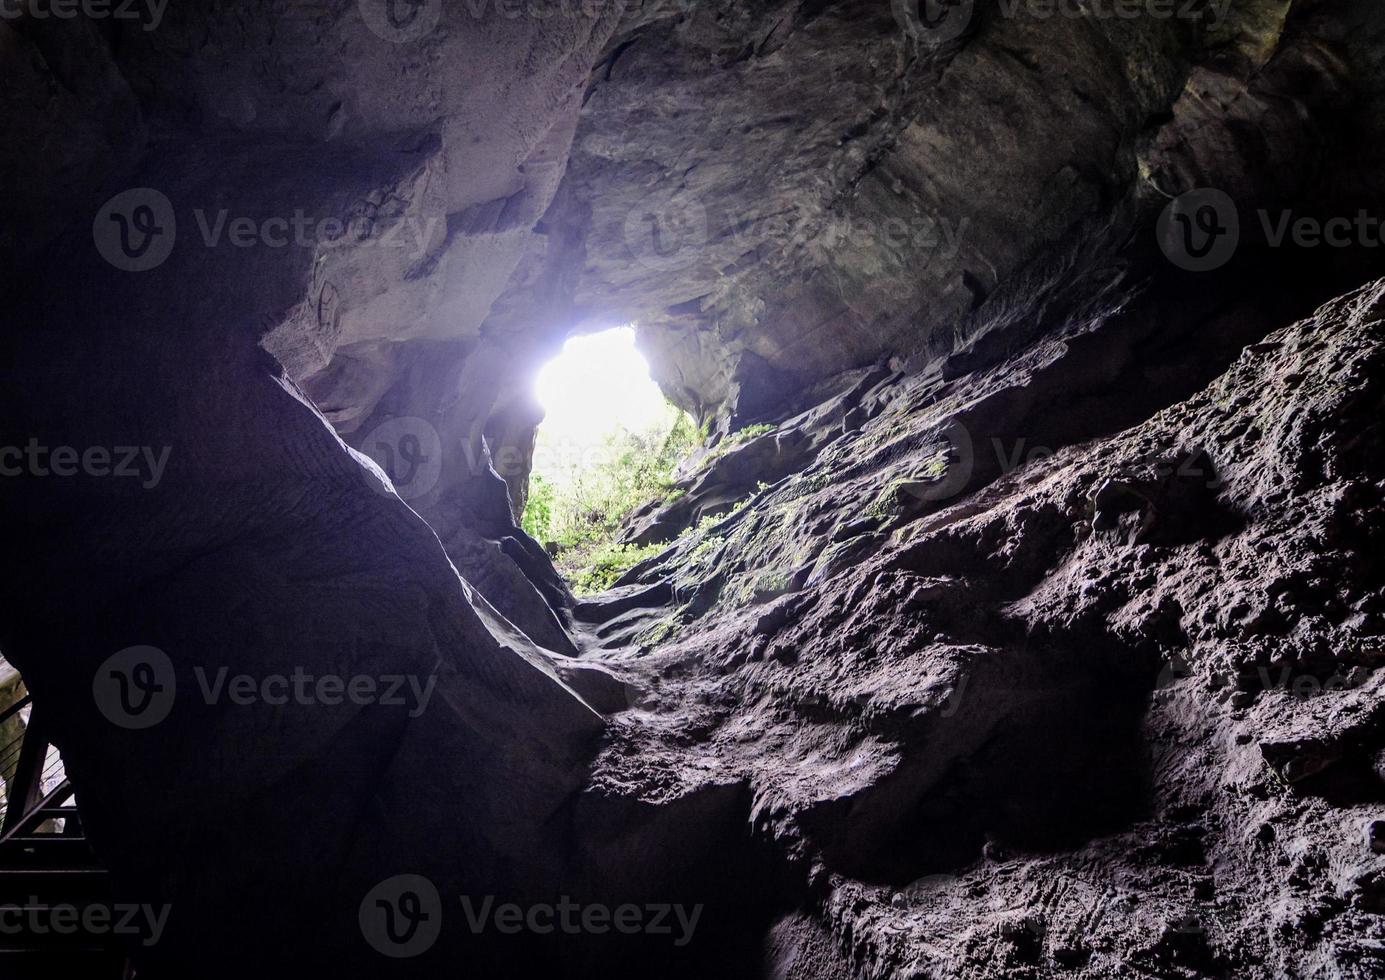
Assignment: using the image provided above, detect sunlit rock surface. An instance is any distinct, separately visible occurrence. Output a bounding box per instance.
[2,0,1385,976]
[581,275,1385,979]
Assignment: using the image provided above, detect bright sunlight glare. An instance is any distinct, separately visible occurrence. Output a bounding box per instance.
[532,327,677,486]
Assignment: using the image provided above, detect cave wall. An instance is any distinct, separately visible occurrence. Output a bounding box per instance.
[3,0,1385,977]
[445,0,1385,493]
[2,3,629,976]
[579,266,1385,980]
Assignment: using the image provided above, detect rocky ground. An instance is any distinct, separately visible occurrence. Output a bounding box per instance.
[569,278,1385,977]
[2,1,1384,977]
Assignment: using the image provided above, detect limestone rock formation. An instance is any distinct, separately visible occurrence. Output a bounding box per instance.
[584,275,1385,979]
[2,0,1384,977]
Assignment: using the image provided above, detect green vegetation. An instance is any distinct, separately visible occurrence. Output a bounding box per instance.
[921,454,948,479]
[636,612,684,650]
[688,533,725,566]
[679,512,724,540]
[727,422,775,444]
[520,472,556,541]
[522,404,701,595]
[865,486,899,521]
[565,539,668,595]
[705,423,776,463]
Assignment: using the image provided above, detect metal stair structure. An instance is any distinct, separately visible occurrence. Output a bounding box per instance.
[0,692,131,978]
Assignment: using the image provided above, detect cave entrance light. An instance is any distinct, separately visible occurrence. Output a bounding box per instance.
[531,326,676,490]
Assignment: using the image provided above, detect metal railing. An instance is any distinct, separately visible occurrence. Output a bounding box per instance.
[0,694,71,838]
[0,693,34,828]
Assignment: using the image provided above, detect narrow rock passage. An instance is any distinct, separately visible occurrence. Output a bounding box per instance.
[3,1,1384,977]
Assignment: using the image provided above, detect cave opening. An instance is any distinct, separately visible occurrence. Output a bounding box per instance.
[7,2,1385,976]
[524,326,698,593]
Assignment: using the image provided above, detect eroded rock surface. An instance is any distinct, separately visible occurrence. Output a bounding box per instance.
[580,277,1385,979]
[3,0,1385,977]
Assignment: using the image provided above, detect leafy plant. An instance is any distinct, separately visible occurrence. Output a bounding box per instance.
[565,539,666,595]
[521,472,555,542]
[689,534,725,565]
[522,402,700,594]
[729,423,775,443]
[704,423,776,464]
[679,513,724,540]
[921,454,948,479]
[865,487,899,521]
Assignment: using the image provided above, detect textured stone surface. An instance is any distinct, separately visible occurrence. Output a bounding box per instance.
[500,0,1359,435]
[583,277,1385,979]
[2,4,627,976]
[3,0,1385,977]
